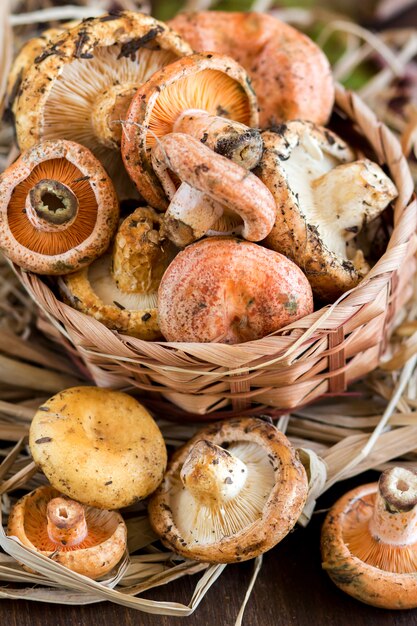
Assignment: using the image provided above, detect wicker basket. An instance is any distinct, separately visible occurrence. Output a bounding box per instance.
[15,84,417,419]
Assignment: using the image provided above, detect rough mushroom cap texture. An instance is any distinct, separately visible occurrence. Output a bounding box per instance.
[148,417,308,563]
[7,485,127,579]
[321,481,417,610]
[257,121,398,302]
[122,52,259,209]
[13,11,192,199]
[157,237,314,344]
[152,133,276,245]
[60,206,176,340]
[29,387,167,509]
[168,11,334,127]
[0,139,119,275]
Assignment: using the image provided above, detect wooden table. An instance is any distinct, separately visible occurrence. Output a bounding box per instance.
[1,471,416,625]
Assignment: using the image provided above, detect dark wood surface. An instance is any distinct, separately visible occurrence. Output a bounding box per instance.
[1,472,417,626]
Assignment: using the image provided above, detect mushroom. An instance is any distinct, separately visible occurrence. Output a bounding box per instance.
[60,206,175,339]
[148,417,308,563]
[157,237,313,344]
[12,12,192,198]
[151,133,276,246]
[321,467,417,609]
[0,139,119,275]
[257,121,398,301]
[122,52,261,210]
[169,11,334,127]
[7,485,127,580]
[29,387,167,509]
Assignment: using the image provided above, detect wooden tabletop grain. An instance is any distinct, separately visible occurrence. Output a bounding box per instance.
[1,471,417,626]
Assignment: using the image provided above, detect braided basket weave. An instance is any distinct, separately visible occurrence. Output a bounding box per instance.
[15,84,417,419]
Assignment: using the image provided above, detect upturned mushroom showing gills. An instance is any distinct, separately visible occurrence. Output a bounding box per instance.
[321,467,417,609]
[29,387,167,509]
[7,486,127,580]
[122,52,261,210]
[60,206,176,339]
[158,237,313,344]
[257,121,398,301]
[12,12,192,198]
[149,418,308,563]
[152,133,276,246]
[169,11,334,127]
[0,139,119,274]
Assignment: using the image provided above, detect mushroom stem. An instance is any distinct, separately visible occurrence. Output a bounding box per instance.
[180,440,248,507]
[368,468,417,546]
[311,159,398,248]
[173,109,263,169]
[26,179,79,232]
[46,497,88,547]
[91,83,138,150]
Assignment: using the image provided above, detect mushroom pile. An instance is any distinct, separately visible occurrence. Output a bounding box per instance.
[0,9,398,343]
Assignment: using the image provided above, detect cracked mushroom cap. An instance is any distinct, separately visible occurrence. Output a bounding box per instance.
[29,387,167,509]
[169,11,334,127]
[257,121,398,301]
[158,237,313,344]
[148,417,308,563]
[122,52,259,209]
[0,139,119,275]
[7,485,127,580]
[321,467,417,609]
[60,206,176,340]
[13,12,192,198]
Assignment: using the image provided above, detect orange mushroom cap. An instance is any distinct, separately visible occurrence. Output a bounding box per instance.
[0,140,119,274]
[169,11,334,127]
[7,485,127,580]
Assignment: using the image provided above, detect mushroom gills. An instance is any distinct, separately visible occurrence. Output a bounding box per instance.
[169,440,275,545]
[283,133,397,266]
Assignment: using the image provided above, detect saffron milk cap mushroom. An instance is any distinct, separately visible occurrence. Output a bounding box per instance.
[148,417,308,563]
[29,387,167,509]
[169,11,334,127]
[321,467,417,609]
[7,486,127,580]
[257,121,398,301]
[122,52,261,210]
[60,206,176,339]
[158,237,313,344]
[13,12,192,197]
[151,133,276,246]
[0,139,119,274]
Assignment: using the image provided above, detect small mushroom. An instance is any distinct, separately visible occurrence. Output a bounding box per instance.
[13,12,192,198]
[7,485,127,580]
[158,237,313,344]
[169,11,334,127]
[257,122,398,301]
[122,52,261,210]
[60,206,175,339]
[0,139,119,275]
[321,467,417,609]
[149,417,308,563]
[29,387,167,509]
[151,133,275,246]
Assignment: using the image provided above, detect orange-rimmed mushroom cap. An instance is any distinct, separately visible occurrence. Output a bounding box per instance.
[122,52,259,209]
[0,139,119,275]
[7,485,127,580]
[321,467,417,609]
[13,12,192,198]
[157,237,313,344]
[169,11,334,127]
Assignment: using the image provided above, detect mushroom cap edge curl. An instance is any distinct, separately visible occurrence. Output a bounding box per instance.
[148,417,308,563]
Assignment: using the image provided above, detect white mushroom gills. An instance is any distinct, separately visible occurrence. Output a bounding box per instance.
[170,440,275,544]
[283,132,398,266]
[369,467,417,547]
[46,497,88,547]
